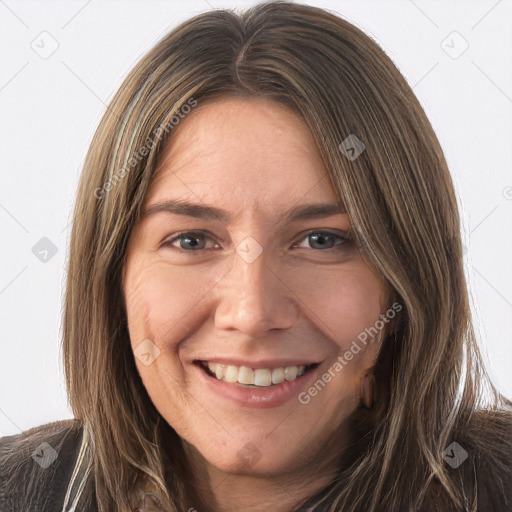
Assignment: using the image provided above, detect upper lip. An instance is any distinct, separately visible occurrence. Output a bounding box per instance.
[193,357,322,369]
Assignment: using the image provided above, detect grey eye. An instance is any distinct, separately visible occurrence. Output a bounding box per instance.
[163,231,213,251]
[295,231,349,250]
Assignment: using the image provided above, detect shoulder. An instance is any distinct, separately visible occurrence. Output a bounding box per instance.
[0,418,84,512]
[443,407,512,511]
[420,407,512,512]
[462,407,512,511]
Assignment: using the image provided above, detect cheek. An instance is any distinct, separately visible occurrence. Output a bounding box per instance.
[124,263,203,348]
[123,265,202,427]
[292,268,388,423]
[296,266,387,363]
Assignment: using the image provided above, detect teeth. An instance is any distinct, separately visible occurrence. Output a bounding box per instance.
[271,367,284,384]
[203,362,308,387]
[254,369,272,387]
[284,366,298,381]
[224,365,239,383]
[238,366,254,385]
[215,364,225,380]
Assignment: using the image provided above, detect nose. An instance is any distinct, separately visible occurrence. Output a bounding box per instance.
[214,243,298,338]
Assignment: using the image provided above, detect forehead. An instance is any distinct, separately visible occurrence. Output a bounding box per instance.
[143,97,340,217]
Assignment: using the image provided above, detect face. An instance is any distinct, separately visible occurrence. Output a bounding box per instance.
[122,97,392,478]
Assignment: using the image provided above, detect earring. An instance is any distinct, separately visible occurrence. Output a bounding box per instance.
[360,372,376,409]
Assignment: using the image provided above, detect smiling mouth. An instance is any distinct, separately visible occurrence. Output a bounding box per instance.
[195,360,320,388]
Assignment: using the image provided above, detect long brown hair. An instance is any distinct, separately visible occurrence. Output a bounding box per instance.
[62,2,512,510]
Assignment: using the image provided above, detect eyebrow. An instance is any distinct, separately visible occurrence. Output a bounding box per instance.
[142,199,346,224]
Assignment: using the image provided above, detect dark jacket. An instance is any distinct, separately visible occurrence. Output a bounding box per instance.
[0,419,97,512]
[1,414,511,512]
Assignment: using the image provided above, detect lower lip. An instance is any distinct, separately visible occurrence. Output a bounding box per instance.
[194,363,320,409]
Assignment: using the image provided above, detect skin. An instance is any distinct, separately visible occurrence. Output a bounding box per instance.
[122,97,393,512]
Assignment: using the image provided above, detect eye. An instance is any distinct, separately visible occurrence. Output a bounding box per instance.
[161,229,351,252]
[293,230,350,251]
[162,231,219,251]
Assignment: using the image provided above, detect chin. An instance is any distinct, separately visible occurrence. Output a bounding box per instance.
[192,436,313,477]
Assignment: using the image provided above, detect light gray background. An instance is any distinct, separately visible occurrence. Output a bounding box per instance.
[1,0,511,437]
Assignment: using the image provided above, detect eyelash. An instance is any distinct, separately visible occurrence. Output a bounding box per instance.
[161,229,351,253]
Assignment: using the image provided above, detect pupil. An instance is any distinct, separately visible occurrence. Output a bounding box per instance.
[311,233,332,249]
[183,236,202,249]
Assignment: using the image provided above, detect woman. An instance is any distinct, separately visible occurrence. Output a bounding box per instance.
[1,2,511,511]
